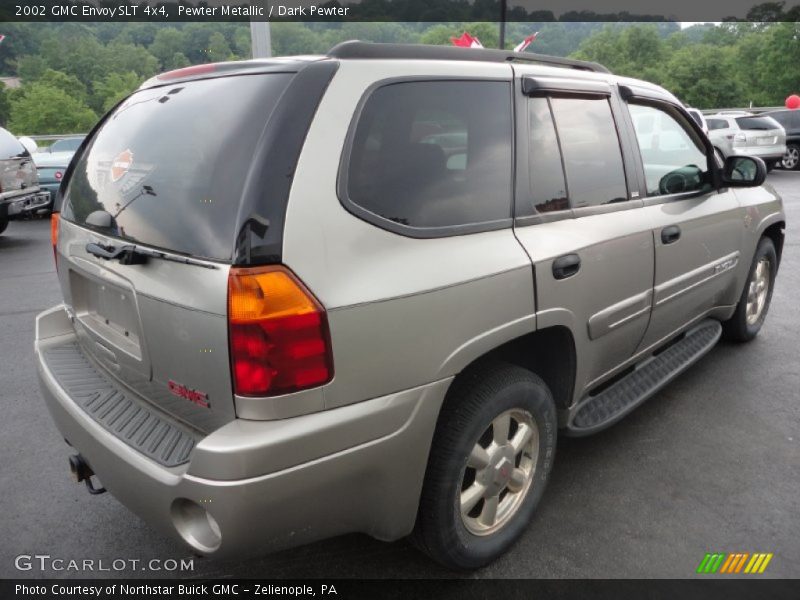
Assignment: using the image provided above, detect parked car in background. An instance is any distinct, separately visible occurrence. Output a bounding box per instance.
[0,127,49,235]
[38,136,85,154]
[707,112,786,171]
[685,108,709,135]
[762,109,800,170]
[32,151,74,212]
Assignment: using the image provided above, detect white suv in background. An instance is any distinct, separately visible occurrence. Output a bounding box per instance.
[707,112,786,171]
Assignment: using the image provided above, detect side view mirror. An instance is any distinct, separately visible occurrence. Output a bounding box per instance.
[720,156,767,187]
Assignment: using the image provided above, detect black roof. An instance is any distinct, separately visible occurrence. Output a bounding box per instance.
[328,41,610,74]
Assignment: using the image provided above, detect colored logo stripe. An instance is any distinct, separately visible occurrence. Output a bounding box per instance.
[697,553,773,574]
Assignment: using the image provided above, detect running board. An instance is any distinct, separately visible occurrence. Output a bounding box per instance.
[565,319,722,437]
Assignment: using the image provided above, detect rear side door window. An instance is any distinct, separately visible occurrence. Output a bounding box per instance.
[628,103,712,197]
[548,97,629,208]
[524,97,569,214]
[342,80,513,236]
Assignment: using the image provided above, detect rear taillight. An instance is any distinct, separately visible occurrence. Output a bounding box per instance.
[228,265,333,397]
[50,212,60,264]
[55,171,63,180]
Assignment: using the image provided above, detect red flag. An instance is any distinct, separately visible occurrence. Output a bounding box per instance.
[450,32,483,48]
[514,32,539,53]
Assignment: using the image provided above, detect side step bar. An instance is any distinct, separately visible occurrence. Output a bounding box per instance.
[565,319,722,437]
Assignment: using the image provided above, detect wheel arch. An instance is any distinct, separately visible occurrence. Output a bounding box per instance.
[441,325,577,414]
[761,220,785,268]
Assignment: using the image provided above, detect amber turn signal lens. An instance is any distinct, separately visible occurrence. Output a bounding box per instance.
[228,266,333,397]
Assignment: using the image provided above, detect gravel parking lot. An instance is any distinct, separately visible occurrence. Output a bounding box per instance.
[1,171,798,580]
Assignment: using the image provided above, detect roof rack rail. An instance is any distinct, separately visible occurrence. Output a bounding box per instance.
[327,41,611,74]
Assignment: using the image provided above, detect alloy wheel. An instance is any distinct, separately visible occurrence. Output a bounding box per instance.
[459,409,539,536]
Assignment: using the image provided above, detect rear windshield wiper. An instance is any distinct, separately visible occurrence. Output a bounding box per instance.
[85,242,218,270]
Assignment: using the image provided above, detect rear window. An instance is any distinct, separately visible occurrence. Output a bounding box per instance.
[62,74,293,261]
[735,116,779,131]
[344,80,513,234]
[0,128,27,159]
[766,111,800,129]
[50,137,84,153]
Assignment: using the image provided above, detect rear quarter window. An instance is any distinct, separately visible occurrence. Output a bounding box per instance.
[735,116,779,130]
[342,80,513,235]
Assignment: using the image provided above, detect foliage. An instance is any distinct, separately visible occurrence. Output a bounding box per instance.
[7,83,97,134]
[0,17,797,133]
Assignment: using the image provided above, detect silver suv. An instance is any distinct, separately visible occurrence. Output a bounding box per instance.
[707,112,787,171]
[36,42,785,570]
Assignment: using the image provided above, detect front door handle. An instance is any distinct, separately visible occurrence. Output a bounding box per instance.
[661,225,681,245]
[552,253,581,280]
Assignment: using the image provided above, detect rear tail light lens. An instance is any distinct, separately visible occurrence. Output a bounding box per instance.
[228,265,333,397]
[733,133,747,145]
[50,212,60,264]
[55,171,63,180]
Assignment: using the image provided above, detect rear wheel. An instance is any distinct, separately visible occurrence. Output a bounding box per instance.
[0,219,7,236]
[782,144,799,170]
[413,362,557,570]
[722,237,777,342]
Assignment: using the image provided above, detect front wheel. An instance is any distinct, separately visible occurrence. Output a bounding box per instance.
[722,237,777,342]
[782,144,799,170]
[413,362,557,570]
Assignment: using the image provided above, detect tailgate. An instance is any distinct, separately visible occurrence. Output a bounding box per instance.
[52,73,298,433]
[56,219,234,433]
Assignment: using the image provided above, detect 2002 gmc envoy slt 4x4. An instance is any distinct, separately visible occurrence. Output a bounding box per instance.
[36,42,785,569]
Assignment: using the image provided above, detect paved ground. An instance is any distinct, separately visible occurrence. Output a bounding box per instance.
[1,172,798,580]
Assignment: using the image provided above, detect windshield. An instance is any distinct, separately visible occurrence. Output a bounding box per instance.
[735,116,780,131]
[61,73,293,261]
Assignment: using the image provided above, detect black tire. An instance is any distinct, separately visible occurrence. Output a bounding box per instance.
[766,160,775,173]
[0,219,7,236]
[413,362,557,570]
[782,143,800,171]
[722,237,777,342]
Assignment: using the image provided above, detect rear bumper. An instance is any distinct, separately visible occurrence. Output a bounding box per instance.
[0,189,51,218]
[36,304,447,557]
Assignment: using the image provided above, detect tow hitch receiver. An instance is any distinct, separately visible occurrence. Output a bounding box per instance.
[69,455,106,495]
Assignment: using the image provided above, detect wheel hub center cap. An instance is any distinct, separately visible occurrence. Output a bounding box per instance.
[484,445,515,496]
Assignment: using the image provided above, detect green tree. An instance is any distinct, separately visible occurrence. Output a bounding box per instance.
[148,28,188,70]
[0,82,10,127]
[661,45,746,108]
[105,42,160,79]
[16,55,48,82]
[207,32,232,62]
[169,52,191,70]
[36,69,88,104]
[8,83,97,134]
[753,22,800,104]
[93,71,142,112]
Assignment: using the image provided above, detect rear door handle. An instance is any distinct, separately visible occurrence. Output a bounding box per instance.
[661,225,681,245]
[552,253,581,280]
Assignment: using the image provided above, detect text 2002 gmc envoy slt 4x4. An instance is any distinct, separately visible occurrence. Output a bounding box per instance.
[36,42,784,570]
